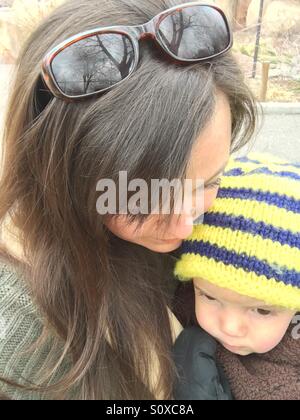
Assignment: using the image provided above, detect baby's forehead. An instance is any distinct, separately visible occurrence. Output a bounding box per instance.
[193,277,268,308]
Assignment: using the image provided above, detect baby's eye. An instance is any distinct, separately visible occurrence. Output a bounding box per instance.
[253,308,273,317]
[199,292,217,302]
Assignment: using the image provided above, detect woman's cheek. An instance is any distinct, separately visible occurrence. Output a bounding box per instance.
[203,188,219,213]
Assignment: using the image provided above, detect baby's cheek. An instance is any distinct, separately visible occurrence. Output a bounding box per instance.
[252,329,286,354]
[251,315,295,354]
[196,305,217,335]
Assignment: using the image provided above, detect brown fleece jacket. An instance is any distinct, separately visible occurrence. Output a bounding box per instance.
[216,325,300,400]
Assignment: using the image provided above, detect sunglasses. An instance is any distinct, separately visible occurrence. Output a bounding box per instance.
[41,2,233,102]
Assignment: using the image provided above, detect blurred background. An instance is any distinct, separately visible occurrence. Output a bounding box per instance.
[0,0,299,159]
[1,0,299,101]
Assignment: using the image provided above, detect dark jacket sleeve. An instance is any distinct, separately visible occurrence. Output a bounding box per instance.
[173,326,233,400]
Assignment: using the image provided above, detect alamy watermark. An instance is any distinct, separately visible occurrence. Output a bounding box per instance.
[96,171,206,225]
[291,314,300,340]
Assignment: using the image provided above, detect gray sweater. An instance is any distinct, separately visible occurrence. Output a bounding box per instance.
[0,261,72,399]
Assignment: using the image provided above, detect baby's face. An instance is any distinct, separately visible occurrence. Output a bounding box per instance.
[193,278,296,356]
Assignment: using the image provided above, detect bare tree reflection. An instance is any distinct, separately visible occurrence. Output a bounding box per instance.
[95,35,133,80]
[158,7,228,59]
[53,33,134,95]
[52,6,230,95]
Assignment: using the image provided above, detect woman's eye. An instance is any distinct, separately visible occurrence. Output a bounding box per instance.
[205,177,222,190]
[253,308,272,316]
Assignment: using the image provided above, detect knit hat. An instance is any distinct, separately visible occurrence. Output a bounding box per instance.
[174,154,300,311]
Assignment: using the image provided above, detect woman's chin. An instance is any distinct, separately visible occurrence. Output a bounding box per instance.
[147,239,183,253]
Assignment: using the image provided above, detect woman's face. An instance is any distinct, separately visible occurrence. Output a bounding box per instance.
[105,92,232,253]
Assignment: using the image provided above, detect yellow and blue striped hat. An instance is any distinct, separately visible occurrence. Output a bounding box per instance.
[174,154,300,311]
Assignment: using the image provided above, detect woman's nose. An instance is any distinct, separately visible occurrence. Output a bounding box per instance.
[167,185,220,239]
[168,214,194,240]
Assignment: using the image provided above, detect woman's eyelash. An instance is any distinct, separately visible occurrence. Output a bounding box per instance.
[205,177,222,190]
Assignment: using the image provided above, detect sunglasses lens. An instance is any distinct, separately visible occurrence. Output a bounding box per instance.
[51,33,135,96]
[157,5,230,60]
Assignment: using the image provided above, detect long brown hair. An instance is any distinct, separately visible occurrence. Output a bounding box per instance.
[0,0,257,399]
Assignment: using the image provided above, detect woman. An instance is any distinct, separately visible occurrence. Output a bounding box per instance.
[0,0,257,399]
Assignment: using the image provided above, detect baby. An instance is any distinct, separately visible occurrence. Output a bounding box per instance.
[173,155,300,400]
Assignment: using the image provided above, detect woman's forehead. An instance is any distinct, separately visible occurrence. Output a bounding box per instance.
[185,93,231,183]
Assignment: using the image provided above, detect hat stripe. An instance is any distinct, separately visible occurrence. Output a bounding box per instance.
[224,167,300,182]
[181,240,300,288]
[221,175,300,201]
[174,254,300,311]
[203,212,300,249]
[189,224,300,272]
[211,198,300,233]
[235,156,300,170]
[217,188,300,214]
